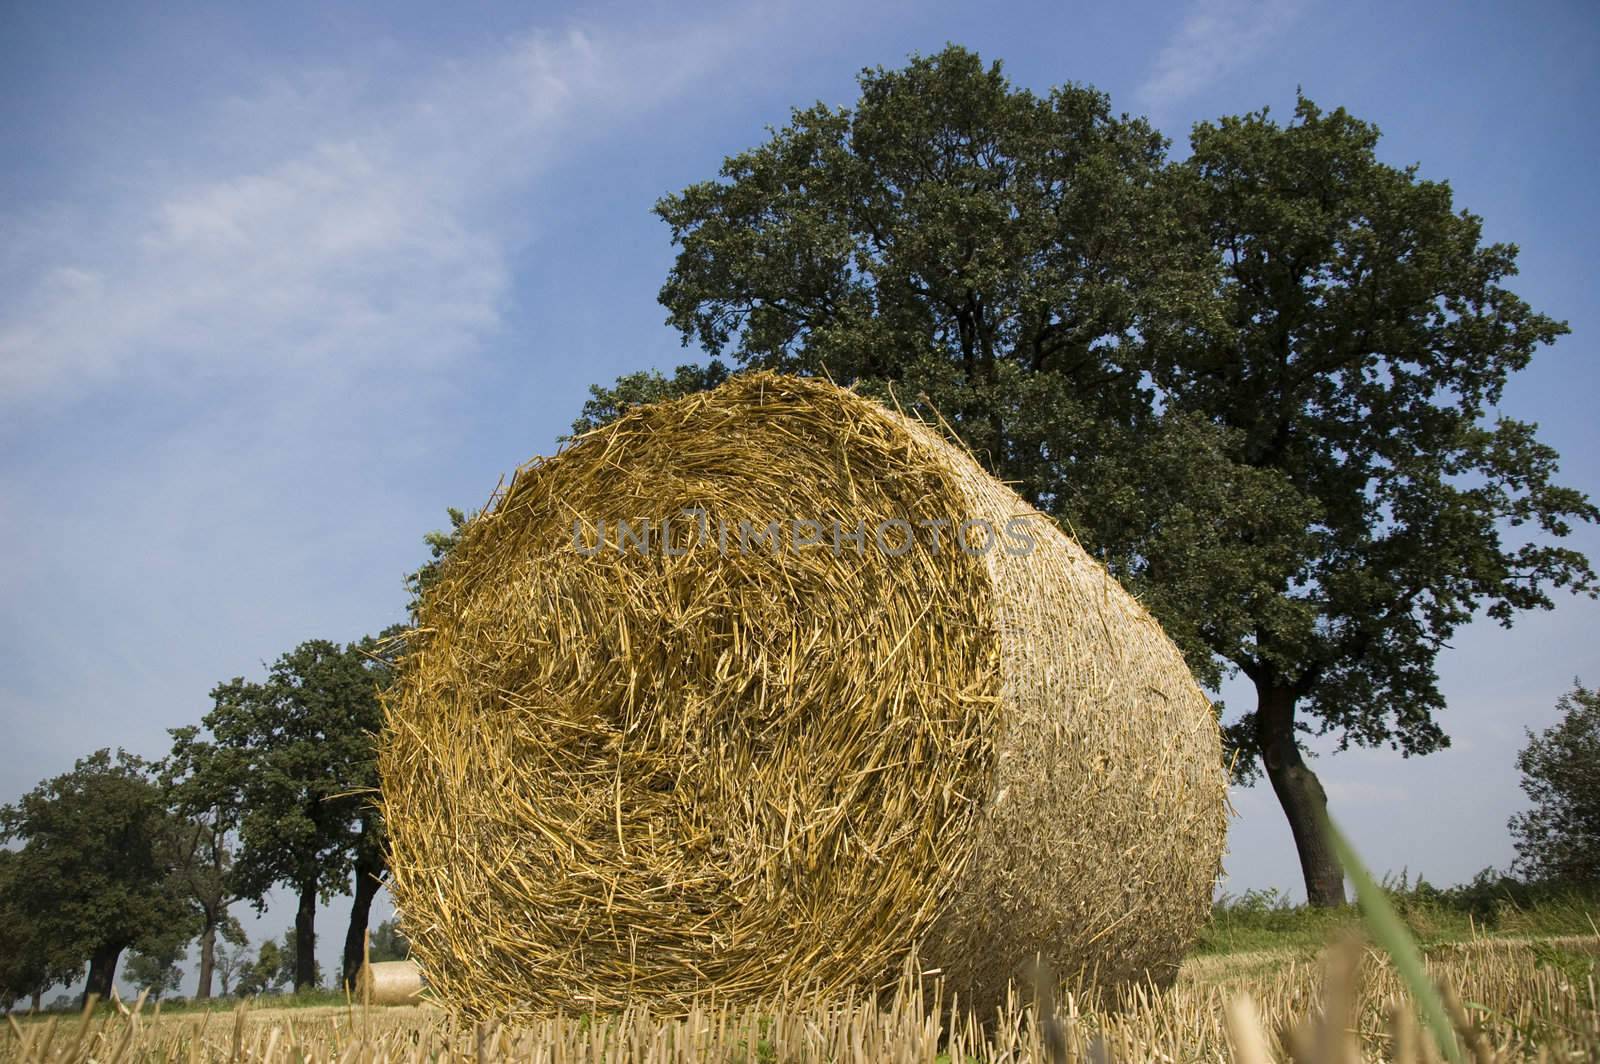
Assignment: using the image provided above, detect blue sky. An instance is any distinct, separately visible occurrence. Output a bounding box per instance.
[3,0,1597,995]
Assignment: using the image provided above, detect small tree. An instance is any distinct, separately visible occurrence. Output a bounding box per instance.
[123,945,185,1001]
[232,940,280,998]
[1510,682,1600,883]
[367,919,410,962]
[232,934,317,996]
[233,940,272,998]
[161,730,247,1001]
[211,919,250,997]
[0,750,197,1003]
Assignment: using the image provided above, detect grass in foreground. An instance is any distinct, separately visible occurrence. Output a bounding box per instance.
[9,872,1597,1061]
[1199,874,1600,956]
[5,933,1598,1062]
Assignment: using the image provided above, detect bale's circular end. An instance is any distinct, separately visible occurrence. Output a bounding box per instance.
[380,374,1226,1017]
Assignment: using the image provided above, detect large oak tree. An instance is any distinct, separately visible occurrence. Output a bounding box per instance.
[1145,98,1596,904]
[617,48,1595,904]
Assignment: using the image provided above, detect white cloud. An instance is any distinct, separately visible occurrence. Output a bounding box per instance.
[0,7,776,804]
[0,19,746,402]
[1136,0,1305,111]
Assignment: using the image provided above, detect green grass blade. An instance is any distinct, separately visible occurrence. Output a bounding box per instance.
[1325,815,1462,1064]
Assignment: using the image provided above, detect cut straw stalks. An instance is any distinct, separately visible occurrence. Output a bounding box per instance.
[380,373,1227,1018]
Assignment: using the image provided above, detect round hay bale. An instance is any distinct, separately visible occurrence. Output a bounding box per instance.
[380,373,1226,1018]
[356,960,426,1006]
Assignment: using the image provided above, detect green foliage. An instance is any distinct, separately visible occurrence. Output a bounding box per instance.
[233,932,322,996]
[1528,940,1598,987]
[572,361,730,438]
[0,850,65,1008]
[651,45,1208,529]
[405,509,475,618]
[163,731,244,903]
[1510,682,1600,883]
[211,641,382,901]
[1159,96,1595,779]
[1200,872,1600,954]
[0,750,198,1000]
[231,939,278,997]
[367,918,410,963]
[174,639,389,990]
[1201,887,1354,953]
[123,943,185,999]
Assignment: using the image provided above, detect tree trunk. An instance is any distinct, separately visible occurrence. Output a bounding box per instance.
[195,916,217,1000]
[82,942,123,1005]
[1255,681,1347,907]
[30,989,42,1013]
[340,846,385,990]
[294,881,318,991]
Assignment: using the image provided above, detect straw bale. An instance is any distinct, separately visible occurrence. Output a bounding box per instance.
[356,961,426,1006]
[379,373,1226,1018]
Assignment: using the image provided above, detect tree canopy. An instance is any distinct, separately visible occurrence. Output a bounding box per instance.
[1511,682,1600,883]
[184,640,387,990]
[0,750,197,1002]
[233,931,321,997]
[1142,97,1595,903]
[653,47,1209,518]
[367,918,411,963]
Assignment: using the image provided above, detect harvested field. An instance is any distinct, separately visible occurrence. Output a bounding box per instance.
[6,935,1597,1061]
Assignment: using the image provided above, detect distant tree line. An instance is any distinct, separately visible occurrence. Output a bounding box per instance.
[0,628,411,1010]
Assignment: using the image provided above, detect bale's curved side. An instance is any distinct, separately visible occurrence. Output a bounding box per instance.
[380,373,1225,1018]
[901,416,1226,1009]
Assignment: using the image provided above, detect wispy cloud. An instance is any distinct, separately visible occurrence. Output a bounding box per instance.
[0,19,746,403]
[1136,0,1305,112]
[0,9,768,795]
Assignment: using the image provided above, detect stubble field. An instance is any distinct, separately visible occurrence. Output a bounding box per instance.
[6,927,1598,1063]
